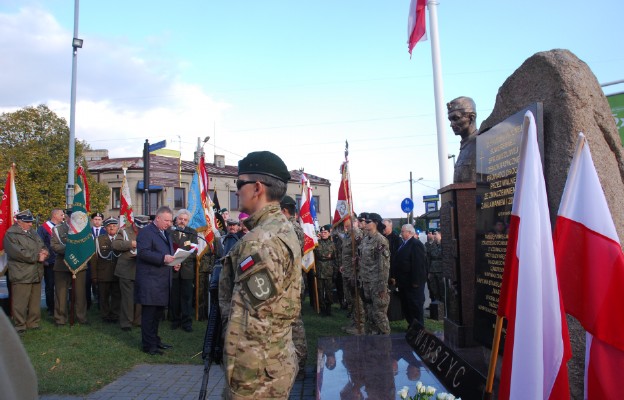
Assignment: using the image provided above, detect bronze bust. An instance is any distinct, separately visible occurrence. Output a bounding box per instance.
[447,96,478,183]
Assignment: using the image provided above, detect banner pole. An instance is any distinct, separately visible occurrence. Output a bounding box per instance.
[484,315,504,398]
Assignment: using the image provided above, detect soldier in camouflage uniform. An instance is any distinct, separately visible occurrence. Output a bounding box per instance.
[219,151,301,399]
[358,213,390,335]
[280,195,307,376]
[427,230,444,303]
[314,224,337,316]
[341,215,364,334]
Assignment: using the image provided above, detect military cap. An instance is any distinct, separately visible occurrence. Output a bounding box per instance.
[357,212,370,221]
[368,213,383,223]
[15,210,34,222]
[238,151,291,183]
[319,224,331,232]
[447,96,476,114]
[134,215,150,228]
[220,208,228,213]
[226,218,240,225]
[280,195,297,207]
[103,217,118,226]
[91,212,104,219]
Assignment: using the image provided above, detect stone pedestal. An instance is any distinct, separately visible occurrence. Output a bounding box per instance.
[438,182,476,348]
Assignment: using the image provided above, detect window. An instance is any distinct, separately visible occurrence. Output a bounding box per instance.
[229,191,238,211]
[112,188,121,209]
[142,192,159,216]
[174,187,185,209]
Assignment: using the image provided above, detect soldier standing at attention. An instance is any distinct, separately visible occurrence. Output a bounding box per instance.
[219,151,301,399]
[92,217,121,323]
[341,214,364,335]
[358,213,391,335]
[112,215,149,331]
[427,230,444,303]
[314,224,337,316]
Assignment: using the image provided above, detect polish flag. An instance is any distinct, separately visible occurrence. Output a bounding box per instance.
[119,168,134,227]
[554,133,624,399]
[332,160,352,227]
[299,173,318,273]
[0,164,19,273]
[497,111,571,400]
[407,0,427,56]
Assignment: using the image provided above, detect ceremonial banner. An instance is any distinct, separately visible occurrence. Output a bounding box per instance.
[76,164,90,213]
[188,157,217,258]
[119,168,134,227]
[0,164,19,273]
[554,133,624,399]
[496,111,571,400]
[332,160,352,227]
[299,173,318,273]
[64,166,95,274]
[407,0,427,56]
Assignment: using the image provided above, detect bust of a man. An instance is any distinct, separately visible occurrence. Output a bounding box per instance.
[447,96,478,183]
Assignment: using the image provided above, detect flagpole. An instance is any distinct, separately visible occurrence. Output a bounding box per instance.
[427,0,450,187]
[484,315,504,399]
[66,0,81,209]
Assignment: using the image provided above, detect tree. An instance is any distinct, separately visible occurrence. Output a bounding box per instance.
[0,104,109,220]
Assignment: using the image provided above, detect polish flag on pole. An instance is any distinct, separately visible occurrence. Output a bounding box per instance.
[0,164,19,274]
[497,111,571,400]
[332,160,352,227]
[119,167,134,227]
[299,173,318,273]
[407,0,427,56]
[554,133,624,399]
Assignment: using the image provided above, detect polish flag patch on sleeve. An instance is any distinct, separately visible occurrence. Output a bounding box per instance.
[239,253,260,272]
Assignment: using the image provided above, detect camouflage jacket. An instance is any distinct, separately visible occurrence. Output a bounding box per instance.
[428,241,443,273]
[314,238,337,279]
[219,203,302,397]
[287,216,305,254]
[341,226,363,280]
[358,231,390,292]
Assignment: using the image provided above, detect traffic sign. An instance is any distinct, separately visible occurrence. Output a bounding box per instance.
[148,140,167,152]
[401,198,414,213]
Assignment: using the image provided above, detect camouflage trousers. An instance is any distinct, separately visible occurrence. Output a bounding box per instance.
[291,314,307,369]
[427,272,445,303]
[196,272,209,321]
[317,277,334,311]
[345,279,364,330]
[361,285,390,335]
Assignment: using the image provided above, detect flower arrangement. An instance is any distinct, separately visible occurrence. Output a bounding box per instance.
[397,381,461,400]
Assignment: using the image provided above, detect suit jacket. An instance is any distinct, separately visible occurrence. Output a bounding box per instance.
[135,222,174,306]
[391,237,426,289]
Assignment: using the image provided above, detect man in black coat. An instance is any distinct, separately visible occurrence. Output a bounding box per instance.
[390,224,427,326]
[135,206,179,355]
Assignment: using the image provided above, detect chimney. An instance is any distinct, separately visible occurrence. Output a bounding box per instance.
[214,154,225,168]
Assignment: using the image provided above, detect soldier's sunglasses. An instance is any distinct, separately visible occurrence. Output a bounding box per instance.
[236,179,273,190]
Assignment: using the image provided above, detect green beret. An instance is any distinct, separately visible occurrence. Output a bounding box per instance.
[280,195,297,207]
[238,151,291,183]
[319,224,332,232]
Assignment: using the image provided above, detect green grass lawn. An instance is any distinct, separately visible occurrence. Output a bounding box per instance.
[22,301,443,395]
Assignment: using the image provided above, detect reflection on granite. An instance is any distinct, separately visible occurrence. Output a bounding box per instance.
[317,335,447,399]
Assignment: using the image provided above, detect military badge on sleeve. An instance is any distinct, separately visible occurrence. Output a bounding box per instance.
[242,270,276,308]
[239,253,261,272]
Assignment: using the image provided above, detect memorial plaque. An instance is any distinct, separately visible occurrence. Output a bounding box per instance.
[473,103,543,348]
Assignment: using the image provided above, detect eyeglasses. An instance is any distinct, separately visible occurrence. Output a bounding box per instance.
[236,179,273,190]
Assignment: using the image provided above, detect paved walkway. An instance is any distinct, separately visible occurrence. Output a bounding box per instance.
[40,364,317,400]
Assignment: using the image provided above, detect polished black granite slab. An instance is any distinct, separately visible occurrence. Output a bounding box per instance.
[317,334,447,400]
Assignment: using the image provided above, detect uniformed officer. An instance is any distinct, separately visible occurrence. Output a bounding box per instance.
[341,214,364,334]
[358,212,390,335]
[170,209,198,332]
[427,230,444,303]
[314,224,337,316]
[112,215,148,331]
[219,150,301,399]
[92,217,121,323]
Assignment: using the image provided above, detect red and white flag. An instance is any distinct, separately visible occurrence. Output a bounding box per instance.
[197,156,217,255]
[299,173,318,273]
[332,161,353,227]
[0,164,19,273]
[497,111,571,400]
[407,0,427,56]
[119,168,134,227]
[554,133,624,399]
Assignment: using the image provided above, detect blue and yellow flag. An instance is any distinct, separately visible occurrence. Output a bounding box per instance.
[64,166,95,274]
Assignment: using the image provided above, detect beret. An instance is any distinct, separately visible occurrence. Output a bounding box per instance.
[238,151,291,183]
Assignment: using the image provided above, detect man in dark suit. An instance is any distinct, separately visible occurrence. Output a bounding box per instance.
[135,206,180,355]
[390,224,427,326]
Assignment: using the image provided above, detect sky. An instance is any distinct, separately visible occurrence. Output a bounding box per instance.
[1,0,623,218]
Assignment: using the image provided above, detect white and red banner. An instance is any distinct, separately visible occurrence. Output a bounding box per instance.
[197,156,217,255]
[554,133,624,399]
[332,161,352,227]
[119,167,134,227]
[497,111,571,400]
[407,0,427,56]
[299,173,318,273]
[0,164,19,273]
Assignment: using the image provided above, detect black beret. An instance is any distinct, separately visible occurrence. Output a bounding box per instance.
[280,195,297,207]
[368,213,383,223]
[91,212,104,219]
[357,212,369,221]
[238,151,291,183]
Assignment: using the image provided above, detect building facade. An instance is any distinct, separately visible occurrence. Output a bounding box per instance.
[85,150,332,225]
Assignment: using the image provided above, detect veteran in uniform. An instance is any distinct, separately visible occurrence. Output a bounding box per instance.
[219,151,302,399]
[170,209,197,332]
[112,215,149,331]
[314,224,337,316]
[3,210,48,333]
[92,217,121,323]
[358,213,391,335]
